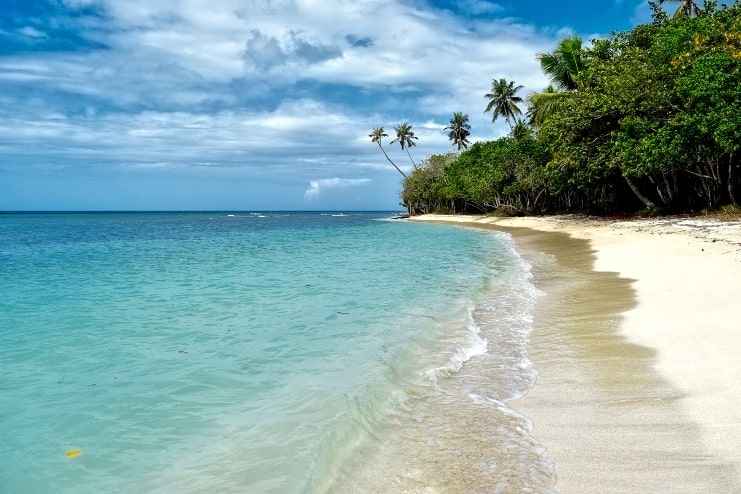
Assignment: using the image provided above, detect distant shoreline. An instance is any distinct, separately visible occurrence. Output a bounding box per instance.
[411,213,741,491]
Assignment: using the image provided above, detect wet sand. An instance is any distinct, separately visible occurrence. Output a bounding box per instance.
[412,214,741,492]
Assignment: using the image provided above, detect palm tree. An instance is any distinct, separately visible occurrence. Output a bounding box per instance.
[526,36,588,126]
[391,123,419,168]
[444,112,471,150]
[526,85,567,127]
[369,127,407,178]
[511,119,532,141]
[659,0,702,18]
[536,35,587,91]
[484,78,524,130]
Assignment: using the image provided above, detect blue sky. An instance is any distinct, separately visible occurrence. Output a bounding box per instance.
[1,0,656,211]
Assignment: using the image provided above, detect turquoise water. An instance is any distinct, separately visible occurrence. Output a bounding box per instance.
[0,212,553,493]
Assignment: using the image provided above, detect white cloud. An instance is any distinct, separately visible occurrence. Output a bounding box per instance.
[0,100,418,180]
[30,0,554,99]
[456,0,504,15]
[18,27,48,39]
[2,0,582,193]
[60,0,99,7]
[304,178,372,199]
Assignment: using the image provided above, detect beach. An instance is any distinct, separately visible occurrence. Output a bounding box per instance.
[412,214,741,492]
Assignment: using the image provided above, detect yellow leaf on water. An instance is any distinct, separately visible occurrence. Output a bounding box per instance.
[65,450,82,458]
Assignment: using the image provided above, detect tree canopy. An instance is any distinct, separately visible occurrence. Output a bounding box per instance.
[445,112,472,151]
[484,78,524,129]
[391,122,420,168]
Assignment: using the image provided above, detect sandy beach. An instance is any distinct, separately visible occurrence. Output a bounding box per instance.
[412,214,741,492]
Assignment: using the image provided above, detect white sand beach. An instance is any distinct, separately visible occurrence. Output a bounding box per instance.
[412,214,741,492]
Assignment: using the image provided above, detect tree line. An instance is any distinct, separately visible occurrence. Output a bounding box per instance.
[374,0,741,215]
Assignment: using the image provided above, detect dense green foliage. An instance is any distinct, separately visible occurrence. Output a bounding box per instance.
[401,1,741,215]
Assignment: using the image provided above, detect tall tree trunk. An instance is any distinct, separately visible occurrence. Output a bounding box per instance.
[405,148,417,170]
[377,143,407,178]
[624,175,656,209]
[649,174,670,207]
[662,171,676,206]
[728,153,737,206]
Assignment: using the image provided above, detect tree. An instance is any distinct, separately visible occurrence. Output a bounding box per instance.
[484,78,524,130]
[526,85,567,126]
[536,35,587,91]
[391,122,419,168]
[536,4,741,211]
[440,137,549,214]
[511,119,533,141]
[659,0,703,18]
[444,112,471,150]
[401,2,741,215]
[526,36,588,128]
[369,126,407,178]
[401,153,459,214]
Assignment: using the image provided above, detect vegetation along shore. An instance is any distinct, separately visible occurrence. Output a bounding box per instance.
[377,1,741,216]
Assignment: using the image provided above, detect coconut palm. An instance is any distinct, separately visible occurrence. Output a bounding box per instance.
[526,85,567,127]
[659,0,703,18]
[484,78,524,130]
[390,122,419,168]
[444,112,471,150]
[369,126,407,178]
[526,36,588,126]
[536,35,587,91]
[511,118,533,141]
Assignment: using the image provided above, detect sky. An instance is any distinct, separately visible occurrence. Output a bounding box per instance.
[0,0,658,211]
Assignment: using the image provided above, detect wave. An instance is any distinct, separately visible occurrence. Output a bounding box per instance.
[423,302,489,385]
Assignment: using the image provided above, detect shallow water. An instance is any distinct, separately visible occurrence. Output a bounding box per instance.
[0,212,552,493]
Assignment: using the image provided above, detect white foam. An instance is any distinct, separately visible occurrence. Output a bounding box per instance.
[424,303,488,384]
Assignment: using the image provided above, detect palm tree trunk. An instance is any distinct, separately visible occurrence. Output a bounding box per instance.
[405,149,417,169]
[377,143,407,178]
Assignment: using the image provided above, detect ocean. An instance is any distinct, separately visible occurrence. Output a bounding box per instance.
[0,212,554,493]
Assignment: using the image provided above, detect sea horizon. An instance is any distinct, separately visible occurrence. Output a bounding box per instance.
[0,209,405,214]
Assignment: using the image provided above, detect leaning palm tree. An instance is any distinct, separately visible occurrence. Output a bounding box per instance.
[659,0,703,18]
[536,35,587,92]
[444,112,471,150]
[484,78,524,130]
[369,126,407,178]
[390,123,419,168]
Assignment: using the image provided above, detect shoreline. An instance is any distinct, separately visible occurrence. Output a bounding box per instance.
[411,214,741,492]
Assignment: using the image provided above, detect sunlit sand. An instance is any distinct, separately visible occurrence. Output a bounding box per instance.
[412,214,741,492]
